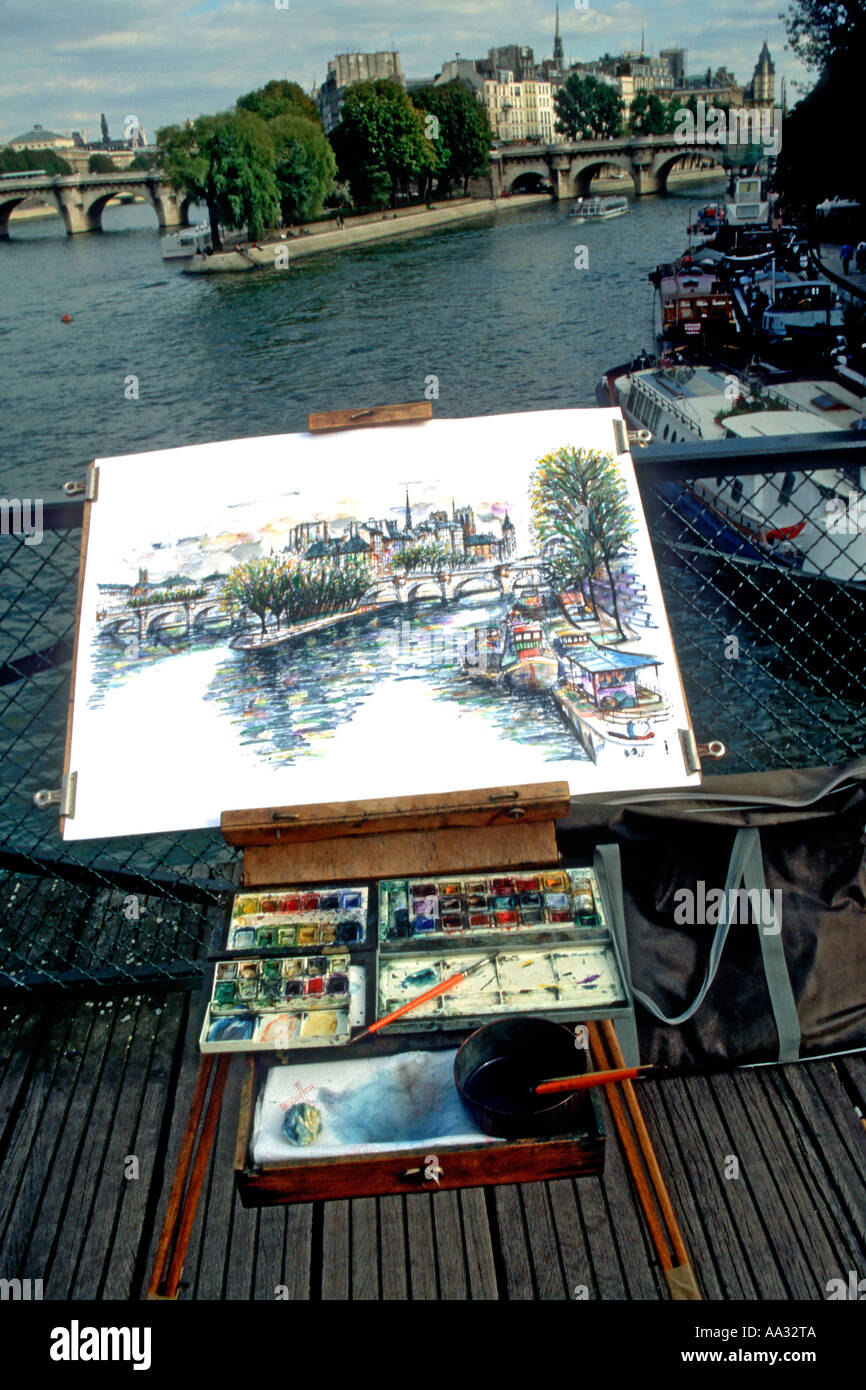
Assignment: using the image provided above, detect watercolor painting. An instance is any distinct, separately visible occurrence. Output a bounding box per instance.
[64,409,699,840]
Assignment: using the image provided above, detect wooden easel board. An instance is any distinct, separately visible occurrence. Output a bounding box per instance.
[60,406,700,842]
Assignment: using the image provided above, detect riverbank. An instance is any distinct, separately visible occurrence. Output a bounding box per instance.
[184,194,553,273]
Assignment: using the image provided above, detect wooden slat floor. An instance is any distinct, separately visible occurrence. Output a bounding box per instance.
[1,992,864,1301]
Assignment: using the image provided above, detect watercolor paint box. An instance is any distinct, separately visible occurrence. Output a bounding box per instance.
[233,1050,605,1205]
[379,867,607,942]
[226,884,370,951]
[199,954,367,1053]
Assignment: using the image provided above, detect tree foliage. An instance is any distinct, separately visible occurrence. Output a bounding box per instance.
[784,0,866,69]
[269,113,336,222]
[628,92,668,136]
[88,153,116,173]
[411,81,491,194]
[157,110,280,248]
[531,447,634,635]
[237,79,321,127]
[224,555,371,636]
[0,146,72,175]
[553,75,623,140]
[330,79,436,207]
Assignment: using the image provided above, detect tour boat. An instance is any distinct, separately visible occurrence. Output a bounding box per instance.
[569,195,629,222]
[161,223,212,260]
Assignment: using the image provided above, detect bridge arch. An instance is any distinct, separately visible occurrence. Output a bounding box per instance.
[145,606,190,637]
[568,155,637,198]
[650,147,727,193]
[502,162,552,194]
[452,573,500,599]
[406,579,446,602]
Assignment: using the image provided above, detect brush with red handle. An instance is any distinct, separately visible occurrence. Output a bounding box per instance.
[349,953,497,1045]
[533,1065,656,1095]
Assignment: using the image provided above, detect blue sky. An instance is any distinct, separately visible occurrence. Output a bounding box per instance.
[0,0,810,144]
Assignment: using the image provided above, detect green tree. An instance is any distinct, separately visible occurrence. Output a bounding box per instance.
[412,81,492,195]
[553,75,623,140]
[784,0,866,69]
[237,79,322,127]
[0,146,72,175]
[224,557,277,635]
[88,153,116,173]
[629,92,668,136]
[531,447,634,637]
[157,110,280,249]
[129,151,158,170]
[269,113,336,222]
[330,79,436,208]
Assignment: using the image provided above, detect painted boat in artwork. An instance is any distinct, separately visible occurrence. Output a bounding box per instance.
[501,621,560,692]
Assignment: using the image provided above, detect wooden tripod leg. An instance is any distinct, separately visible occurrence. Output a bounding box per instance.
[163,1053,232,1299]
[587,1022,674,1274]
[147,1055,214,1298]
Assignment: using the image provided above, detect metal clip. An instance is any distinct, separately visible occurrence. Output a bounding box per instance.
[697,741,726,760]
[63,467,98,501]
[402,1154,443,1188]
[33,772,77,818]
[628,428,653,448]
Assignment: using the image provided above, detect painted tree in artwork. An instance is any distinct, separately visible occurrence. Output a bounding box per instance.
[531,447,634,638]
[224,557,277,635]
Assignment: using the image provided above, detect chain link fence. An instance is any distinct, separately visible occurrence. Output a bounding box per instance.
[2,441,864,994]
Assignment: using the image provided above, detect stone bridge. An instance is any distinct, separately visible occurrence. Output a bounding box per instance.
[96,587,232,642]
[363,560,547,606]
[0,170,188,237]
[491,134,731,199]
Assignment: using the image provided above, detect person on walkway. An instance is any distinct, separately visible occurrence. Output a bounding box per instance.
[841,243,853,275]
[856,242,866,273]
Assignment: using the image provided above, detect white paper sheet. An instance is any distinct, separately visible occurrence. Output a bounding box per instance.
[64,408,699,839]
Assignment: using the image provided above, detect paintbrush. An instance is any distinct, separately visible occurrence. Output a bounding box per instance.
[349,953,497,1045]
[533,1064,657,1095]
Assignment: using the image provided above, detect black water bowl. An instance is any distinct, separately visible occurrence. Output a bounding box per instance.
[454,1017,589,1140]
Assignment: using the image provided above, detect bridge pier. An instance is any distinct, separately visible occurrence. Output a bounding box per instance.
[147,182,184,230]
[54,188,102,235]
[630,155,661,197]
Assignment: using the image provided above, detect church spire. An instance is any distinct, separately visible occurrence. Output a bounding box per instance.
[404,489,412,532]
[553,2,564,65]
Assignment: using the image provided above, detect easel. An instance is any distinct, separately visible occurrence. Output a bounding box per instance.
[146,400,700,1299]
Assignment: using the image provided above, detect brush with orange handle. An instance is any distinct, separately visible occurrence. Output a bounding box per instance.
[533,1065,656,1095]
[349,953,497,1045]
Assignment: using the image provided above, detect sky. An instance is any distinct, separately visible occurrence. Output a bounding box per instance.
[0,0,811,145]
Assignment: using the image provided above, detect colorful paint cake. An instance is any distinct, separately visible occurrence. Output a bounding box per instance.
[227,883,368,950]
[379,868,605,941]
[202,951,361,1053]
[377,943,625,1027]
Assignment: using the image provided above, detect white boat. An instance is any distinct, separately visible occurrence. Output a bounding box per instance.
[601,360,866,587]
[569,195,629,222]
[724,175,770,228]
[161,223,212,260]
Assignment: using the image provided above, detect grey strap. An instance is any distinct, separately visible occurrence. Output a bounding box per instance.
[632,826,756,1025]
[632,827,800,1062]
[593,843,640,1068]
[739,831,801,1063]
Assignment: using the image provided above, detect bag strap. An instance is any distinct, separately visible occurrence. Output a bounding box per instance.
[632,828,800,1062]
[593,843,640,1068]
[739,831,801,1063]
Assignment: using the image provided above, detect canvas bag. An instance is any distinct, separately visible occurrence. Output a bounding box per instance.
[559,759,866,1071]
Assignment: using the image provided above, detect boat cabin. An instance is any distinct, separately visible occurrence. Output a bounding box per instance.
[564,648,661,710]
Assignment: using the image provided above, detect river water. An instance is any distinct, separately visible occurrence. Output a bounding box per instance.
[1,178,862,806]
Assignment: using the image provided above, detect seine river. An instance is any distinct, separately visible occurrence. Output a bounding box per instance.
[1,178,861,807]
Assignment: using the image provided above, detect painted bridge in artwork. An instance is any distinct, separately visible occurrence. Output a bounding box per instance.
[361,559,547,605]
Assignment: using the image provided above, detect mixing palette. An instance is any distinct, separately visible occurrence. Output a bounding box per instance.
[379,868,605,940]
[228,885,369,950]
[377,944,627,1028]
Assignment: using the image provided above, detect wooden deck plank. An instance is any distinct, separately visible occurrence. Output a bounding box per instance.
[321,1200,350,1299]
[379,1196,409,1300]
[270,1203,313,1301]
[677,1072,791,1299]
[546,1178,592,1300]
[350,1197,380,1300]
[35,1003,137,1299]
[640,1078,748,1300]
[0,1005,95,1284]
[404,1192,438,1299]
[493,1185,535,1299]
[100,994,188,1300]
[762,1064,866,1275]
[570,1176,630,1299]
[201,1060,257,1300]
[0,1006,44,1135]
[254,1208,287,1301]
[430,1189,468,1299]
[458,1190,499,1299]
[589,1091,665,1300]
[519,1183,568,1299]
